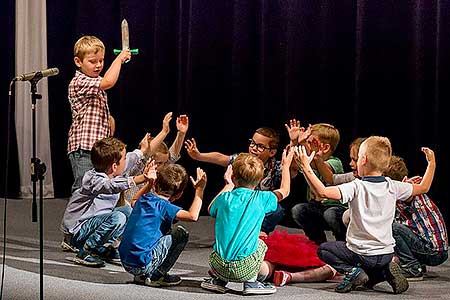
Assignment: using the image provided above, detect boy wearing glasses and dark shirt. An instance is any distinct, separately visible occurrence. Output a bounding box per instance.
[184,127,286,234]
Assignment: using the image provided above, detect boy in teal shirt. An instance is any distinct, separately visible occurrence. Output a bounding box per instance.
[201,150,293,295]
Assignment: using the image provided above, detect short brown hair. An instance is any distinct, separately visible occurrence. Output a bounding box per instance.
[74,35,105,60]
[360,136,392,173]
[384,155,408,181]
[255,127,279,149]
[349,137,366,151]
[154,164,189,198]
[232,153,264,187]
[311,123,340,153]
[91,137,126,172]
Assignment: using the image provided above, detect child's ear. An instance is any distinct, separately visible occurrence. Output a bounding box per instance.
[321,143,331,154]
[74,56,82,68]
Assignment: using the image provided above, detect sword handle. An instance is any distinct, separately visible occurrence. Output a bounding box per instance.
[113,49,139,55]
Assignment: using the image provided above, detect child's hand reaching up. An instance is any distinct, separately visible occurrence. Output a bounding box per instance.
[139,133,152,155]
[421,147,435,165]
[143,160,157,183]
[281,146,295,167]
[224,165,233,185]
[162,112,173,134]
[296,145,315,171]
[190,167,207,190]
[285,119,301,145]
[185,138,201,159]
[176,115,189,134]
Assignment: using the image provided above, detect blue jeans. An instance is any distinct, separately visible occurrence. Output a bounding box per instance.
[69,149,93,193]
[393,223,448,275]
[261,203,285,234]
[318,241,393,282]
[291,201,347,245]
[124,226,189,279]
[72,206,131,252]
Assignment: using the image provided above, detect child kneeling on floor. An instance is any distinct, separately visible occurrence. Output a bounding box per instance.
[201,150,293,295]
[119,163,207,287]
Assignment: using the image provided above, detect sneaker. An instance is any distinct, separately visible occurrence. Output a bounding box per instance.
[243,281,277,295]
[60,234,78,253]
[273,271,292,287]
[148,274,182,287]
[201,277,228,293]
[401,269,424,282]
[335,267,369,293]
[385,262,409,294]
[74,248,105,268]
[98,245,121,265]
[134,275,152,286]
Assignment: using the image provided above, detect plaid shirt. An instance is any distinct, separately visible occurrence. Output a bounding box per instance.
[67,70,110,154]
[396,194,448,252]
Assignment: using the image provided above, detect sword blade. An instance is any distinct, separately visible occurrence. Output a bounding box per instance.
[121,19,130,50]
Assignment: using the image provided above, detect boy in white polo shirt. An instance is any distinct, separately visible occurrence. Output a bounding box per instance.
[296,136,436,294]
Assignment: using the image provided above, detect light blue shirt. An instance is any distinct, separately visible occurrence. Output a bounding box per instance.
[210,187,277,261]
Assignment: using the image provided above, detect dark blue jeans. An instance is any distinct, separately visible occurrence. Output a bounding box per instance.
[393,223,448,275]
[291,201,347,245]
[261,203,285,234]
[318,241,393,282]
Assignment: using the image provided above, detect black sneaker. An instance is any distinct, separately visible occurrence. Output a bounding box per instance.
[74,248,105,268]
[201,277,228,293]
[335,267,369,293]
[243,281,277,295]
[98,245,121,265]
[149,274,182,287]
[386,262,409,294]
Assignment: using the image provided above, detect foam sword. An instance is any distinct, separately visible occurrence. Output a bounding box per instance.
[113,19,138,63]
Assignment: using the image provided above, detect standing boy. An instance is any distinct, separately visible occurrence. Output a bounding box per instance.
[67,35,131,192]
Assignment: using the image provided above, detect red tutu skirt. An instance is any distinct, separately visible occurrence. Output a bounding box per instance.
[263,230,325,269]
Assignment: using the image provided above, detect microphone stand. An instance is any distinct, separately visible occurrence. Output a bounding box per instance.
[29,73,46,300]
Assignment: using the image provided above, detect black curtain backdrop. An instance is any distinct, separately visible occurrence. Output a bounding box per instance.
[2,1,449,222]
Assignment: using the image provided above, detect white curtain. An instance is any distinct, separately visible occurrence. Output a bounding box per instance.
[15,0,54,198]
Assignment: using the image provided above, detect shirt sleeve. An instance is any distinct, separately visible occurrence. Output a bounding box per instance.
[263,191,278,213]
[75,74,102,98]
[393,180,413,202]
[82,172,131,196]
[209,193,226,217]
[333,172,356,185]
[162,201,182,223]
[337,181,358,204]
[327,156,344,174]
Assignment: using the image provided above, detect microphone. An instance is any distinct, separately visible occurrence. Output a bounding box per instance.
[13,67,59,81]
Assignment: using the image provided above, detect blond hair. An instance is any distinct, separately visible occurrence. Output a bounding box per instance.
[74,35,105,60]
[232,153,264,187]
[311,123,340,153]
[384,155,408,181]
[360,136,392,173]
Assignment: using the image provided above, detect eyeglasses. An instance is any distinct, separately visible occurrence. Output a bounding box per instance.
[248,139,271,152]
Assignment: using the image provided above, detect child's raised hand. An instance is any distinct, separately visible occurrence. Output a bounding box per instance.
[143,159,157,183]
[184,138,201,159]
[224,165,233,185]
[118,49,132,64]
[190,167,207,189]
[403,175,422,184]
[285,119,301,144]
[139,133,151,155]
[421,147,435,164]
[281,145,295,167]
[298,124,312,145]
[162,112,173,134]
[297,145,315,170]
[176,115,189,134]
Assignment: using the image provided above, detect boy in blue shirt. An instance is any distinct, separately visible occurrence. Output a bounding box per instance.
[119,164,207,287]
[201,149,293,295]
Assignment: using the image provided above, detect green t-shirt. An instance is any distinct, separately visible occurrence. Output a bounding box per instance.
[307,156,347,208]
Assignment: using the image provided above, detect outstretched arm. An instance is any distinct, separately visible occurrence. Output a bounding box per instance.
[273,147,295,201]
[297,146,341,200]
[176,168,207,221]
[411,147,436,196]
[184,138,230,166]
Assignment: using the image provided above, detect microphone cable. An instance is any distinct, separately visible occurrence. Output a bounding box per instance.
[0,80,14,300]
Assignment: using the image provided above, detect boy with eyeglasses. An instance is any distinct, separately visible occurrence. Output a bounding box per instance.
[185,127,288,234]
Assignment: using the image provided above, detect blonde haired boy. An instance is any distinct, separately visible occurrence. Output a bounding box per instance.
[67,35,131,193]
[297,136,436,294]
[201,150,293,295]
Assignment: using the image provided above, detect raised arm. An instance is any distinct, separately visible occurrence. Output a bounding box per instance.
[208,165,235,213]
[100,49,131,90]
[176,168,207,222]
[184,138,230,166]
[313,149,334,185]
[168,115,189,162]
[297,146,341,200]
[411,147,436,196]
[148,112,172,156]
[273,147,295,201]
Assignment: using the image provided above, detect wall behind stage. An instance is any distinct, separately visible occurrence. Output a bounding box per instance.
[41,1,450,221]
